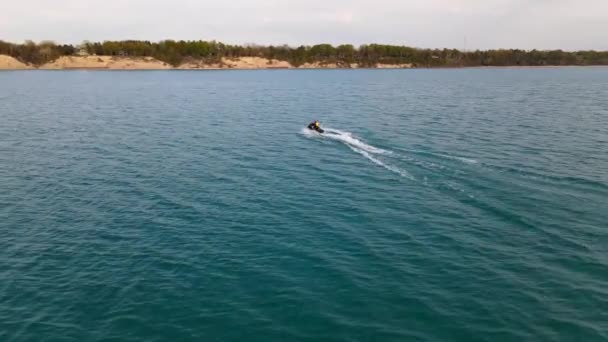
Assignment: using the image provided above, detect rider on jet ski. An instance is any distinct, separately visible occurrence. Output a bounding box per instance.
[307,120,324,133]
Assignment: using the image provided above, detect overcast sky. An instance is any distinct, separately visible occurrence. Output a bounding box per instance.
[1,0,607,50]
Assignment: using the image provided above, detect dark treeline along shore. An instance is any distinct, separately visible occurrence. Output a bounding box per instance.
[2,39,608,67]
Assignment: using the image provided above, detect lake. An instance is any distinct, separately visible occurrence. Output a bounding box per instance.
[1,68,607,341]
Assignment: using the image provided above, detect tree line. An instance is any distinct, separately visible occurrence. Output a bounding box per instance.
[2,39,608,67]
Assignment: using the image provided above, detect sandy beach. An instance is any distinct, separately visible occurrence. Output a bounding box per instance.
[39,56,172,70]
[0,55,32,69]
[0,55,414,70]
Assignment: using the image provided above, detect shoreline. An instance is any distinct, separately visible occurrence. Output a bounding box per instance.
[1,55,607,71]
[3,66,606,71]
[0,55,413,70]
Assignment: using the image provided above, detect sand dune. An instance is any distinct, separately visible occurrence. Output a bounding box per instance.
[40,56,171,69]
[377,63,413,69]
[223,57,293,69]
[178,57,292,69]
[298,62,340,69]
[177,60,223,69]
[0,55,414,70]
[0,55,31,69]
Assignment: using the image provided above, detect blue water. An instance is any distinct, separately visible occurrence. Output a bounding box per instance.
[1,68,607,341]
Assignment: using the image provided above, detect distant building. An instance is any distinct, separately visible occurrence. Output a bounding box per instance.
[75,45,89,56]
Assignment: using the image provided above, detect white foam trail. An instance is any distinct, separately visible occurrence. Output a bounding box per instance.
[404,149,477,164]
[300,127,320,138]
[322,128,391,155]
[302,126,413,180]
[434,153,478,164]
[348,145,415,180]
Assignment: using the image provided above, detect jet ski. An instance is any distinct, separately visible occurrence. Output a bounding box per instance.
[307,121,324,133]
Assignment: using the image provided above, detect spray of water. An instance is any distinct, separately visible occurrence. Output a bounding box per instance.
[303,127,414,180]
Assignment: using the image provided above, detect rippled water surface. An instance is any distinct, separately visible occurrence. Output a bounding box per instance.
[1,68,607,341]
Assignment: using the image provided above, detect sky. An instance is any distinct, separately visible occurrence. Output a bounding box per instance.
[1,0,607,50]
